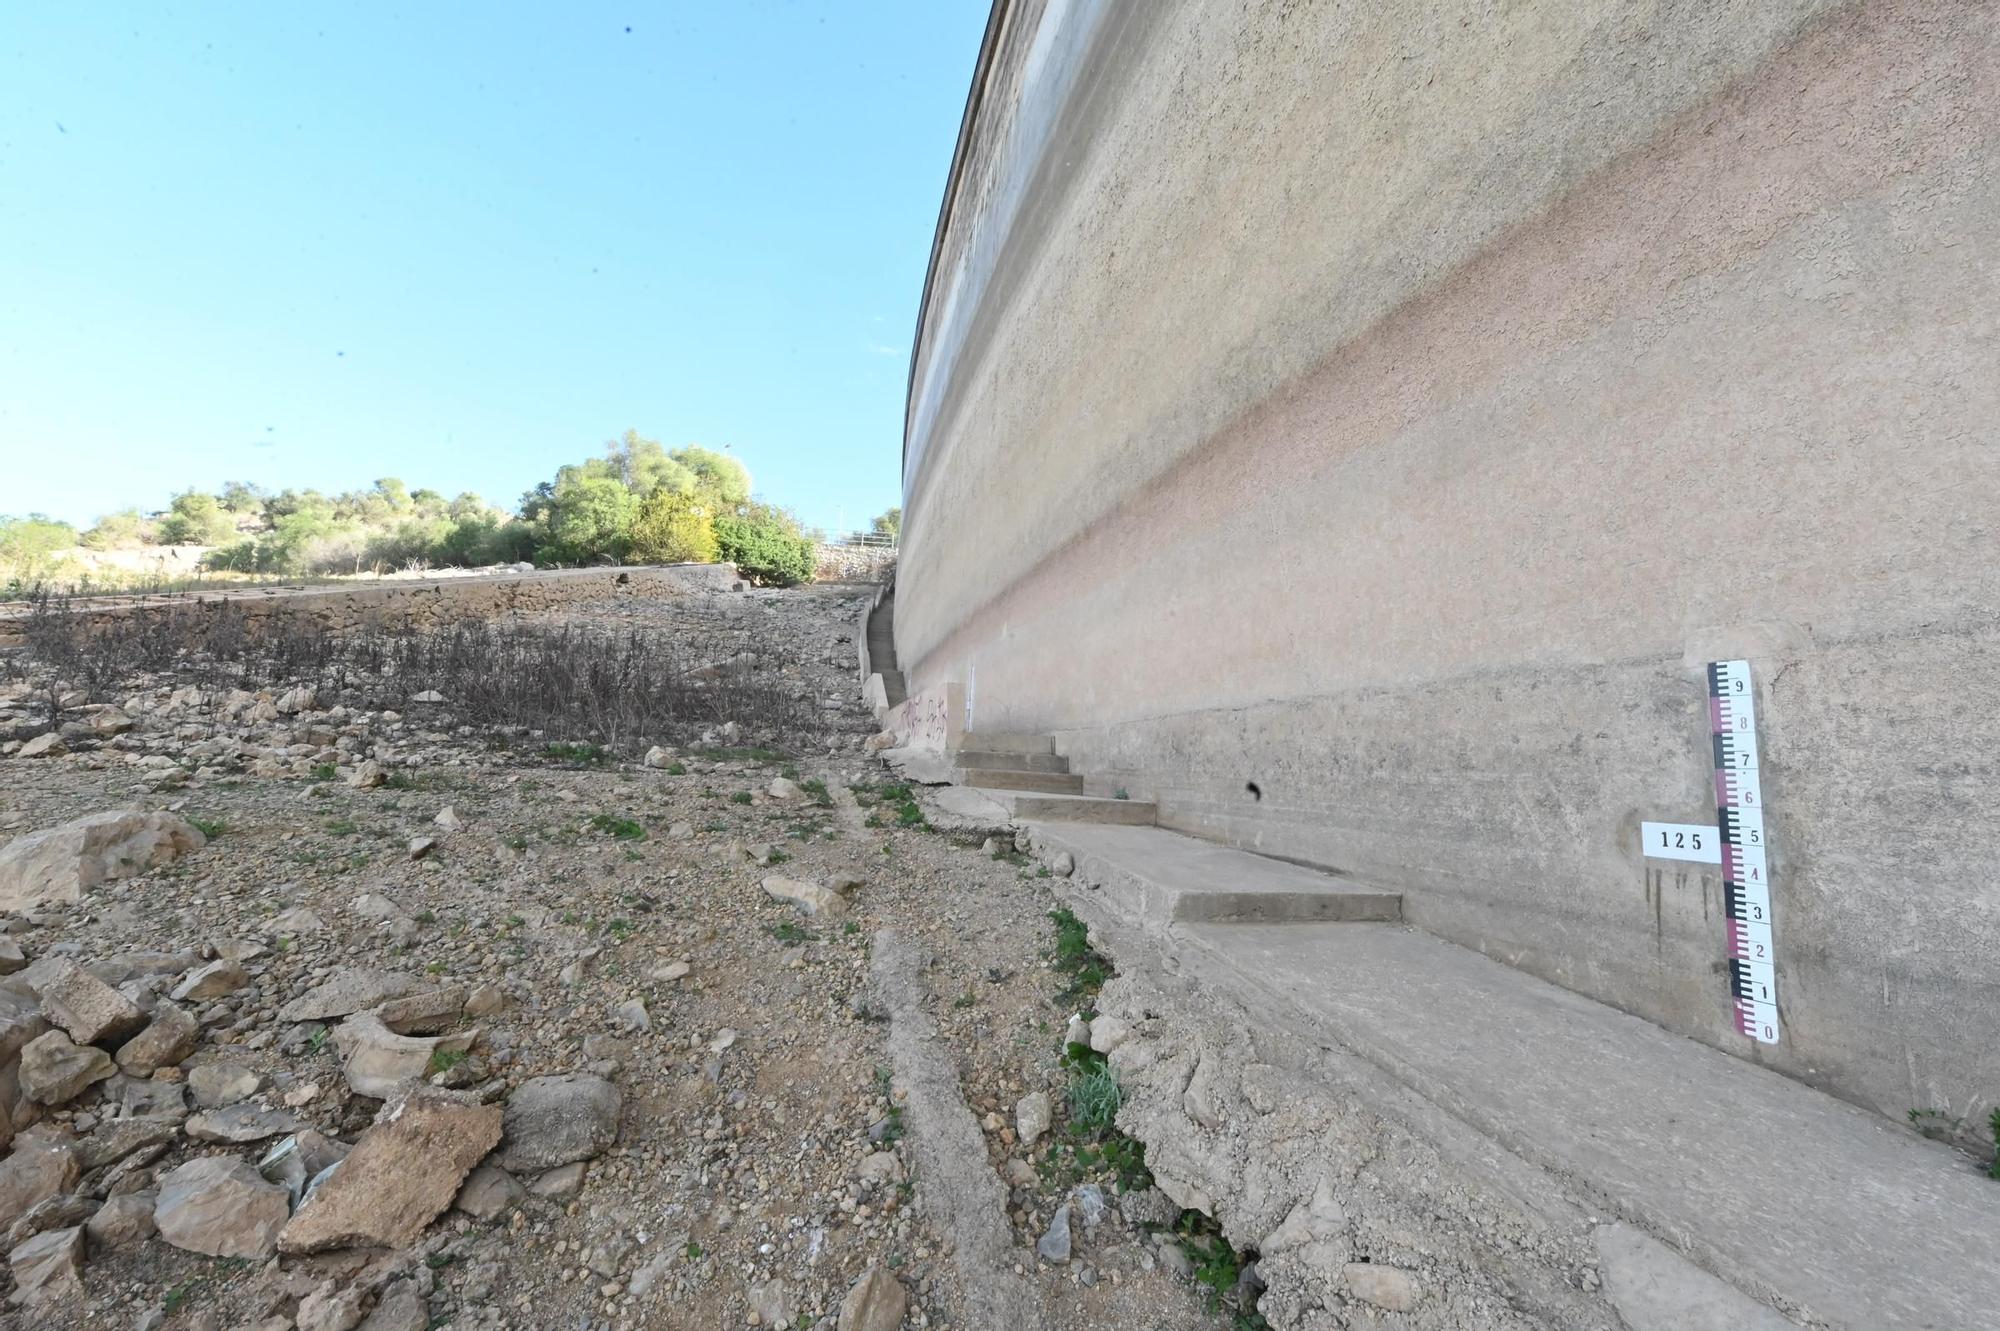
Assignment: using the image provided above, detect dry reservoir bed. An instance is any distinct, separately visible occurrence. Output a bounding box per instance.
[0,585,1227,1331]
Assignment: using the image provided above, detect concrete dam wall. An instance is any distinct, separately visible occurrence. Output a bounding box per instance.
[897,0,2000,1124]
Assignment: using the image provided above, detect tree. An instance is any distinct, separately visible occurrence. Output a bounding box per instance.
[448,491,488,521]
[599,430,697,497]
[218,481,266,515]
[0,515,78,584]
[81,508,149,549]
[264,488,333,523]
[714,503,814,586]
[870,507,901,542]
[542,476,638,564]
[671,445,751,507]
[155,491,236,546]
[629,488,718,565]
[373,477,411,511]
[409,488,449,521]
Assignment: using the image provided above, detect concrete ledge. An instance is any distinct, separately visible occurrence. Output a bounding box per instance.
[1081,896,2000,1329]
[952,767,1083,794]
[985,790,1157,825]
[1033,823,1401,928]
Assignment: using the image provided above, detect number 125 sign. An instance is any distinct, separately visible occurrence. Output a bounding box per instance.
[1641,821,1722,864]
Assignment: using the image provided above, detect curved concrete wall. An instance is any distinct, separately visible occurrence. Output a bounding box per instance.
[901,1,2000,1122]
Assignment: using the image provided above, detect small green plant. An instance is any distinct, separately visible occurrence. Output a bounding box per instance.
[894,799,925,828]
[843,921,860,935]
[952,986,977,1009]
[1113,787,1130,800]
[326,817,359,836]
[801,777,831,806]
[1050,907,1111,999]
[1909,1107,1966,1142]
[1064,1045,1122,1135]
[692,745,786,762]
[309,762,337,781]
[605,917,636,942]
[665,760,688,775]
[767,849,791,865]
[588,814,646,841]
[306,1026,330,1054]
[769,920,816,944]
[427,1047,469,1076]
[731,791,753,805]
[188,815,224,839]
[1172,1212,1271,1326]
[162,1278,205,1316]
[685,1240,703,1261]
[543,741,611,766]
[1990,1108,2000,1180]
[502,833,528,851]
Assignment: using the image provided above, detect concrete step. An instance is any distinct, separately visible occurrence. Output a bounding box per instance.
[960,731,1055,755]
[953,768,1084,794]
[953,749,1071,773]
[979,789,1157,825]
[1069,889,2000,1329]
[1030,823,1402,927]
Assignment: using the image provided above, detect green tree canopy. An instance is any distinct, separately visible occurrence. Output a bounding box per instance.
[542,475,638,564]
[629,488,719,565]
[218,481,266,515]
[81,508,149,550]
[155,491,237,545]
[670,445,751,508]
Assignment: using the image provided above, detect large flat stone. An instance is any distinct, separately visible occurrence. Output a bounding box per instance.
[280,1088,501,1253]
[154,1156,291,1259]
[0,811,205,913]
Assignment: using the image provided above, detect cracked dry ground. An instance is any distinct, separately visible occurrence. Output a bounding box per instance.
[0,584,1220,1331]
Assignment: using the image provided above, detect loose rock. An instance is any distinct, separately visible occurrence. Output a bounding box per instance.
[837,1263,909,1331]
[8,1223,84,1305]
[38,958,147,1044]
[495,1074,621,1173]
[20,1030,114,1105]
[0,811,205,913]
[281,1087,501,1252]
[154,1156,292,1258]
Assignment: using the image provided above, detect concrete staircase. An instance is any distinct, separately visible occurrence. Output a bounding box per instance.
[864,594,907,709]
[952,733,1159,824]
[951,734,1401,925]
[942,731,2000,1328]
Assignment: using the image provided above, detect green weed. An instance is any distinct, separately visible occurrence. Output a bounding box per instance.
[543,741,611,766]
[1050,907,1111,999]
[426,1048,469,1076]
[588,813,646,841]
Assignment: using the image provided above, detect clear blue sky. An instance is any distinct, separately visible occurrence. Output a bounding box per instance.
[0,3,986,534]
